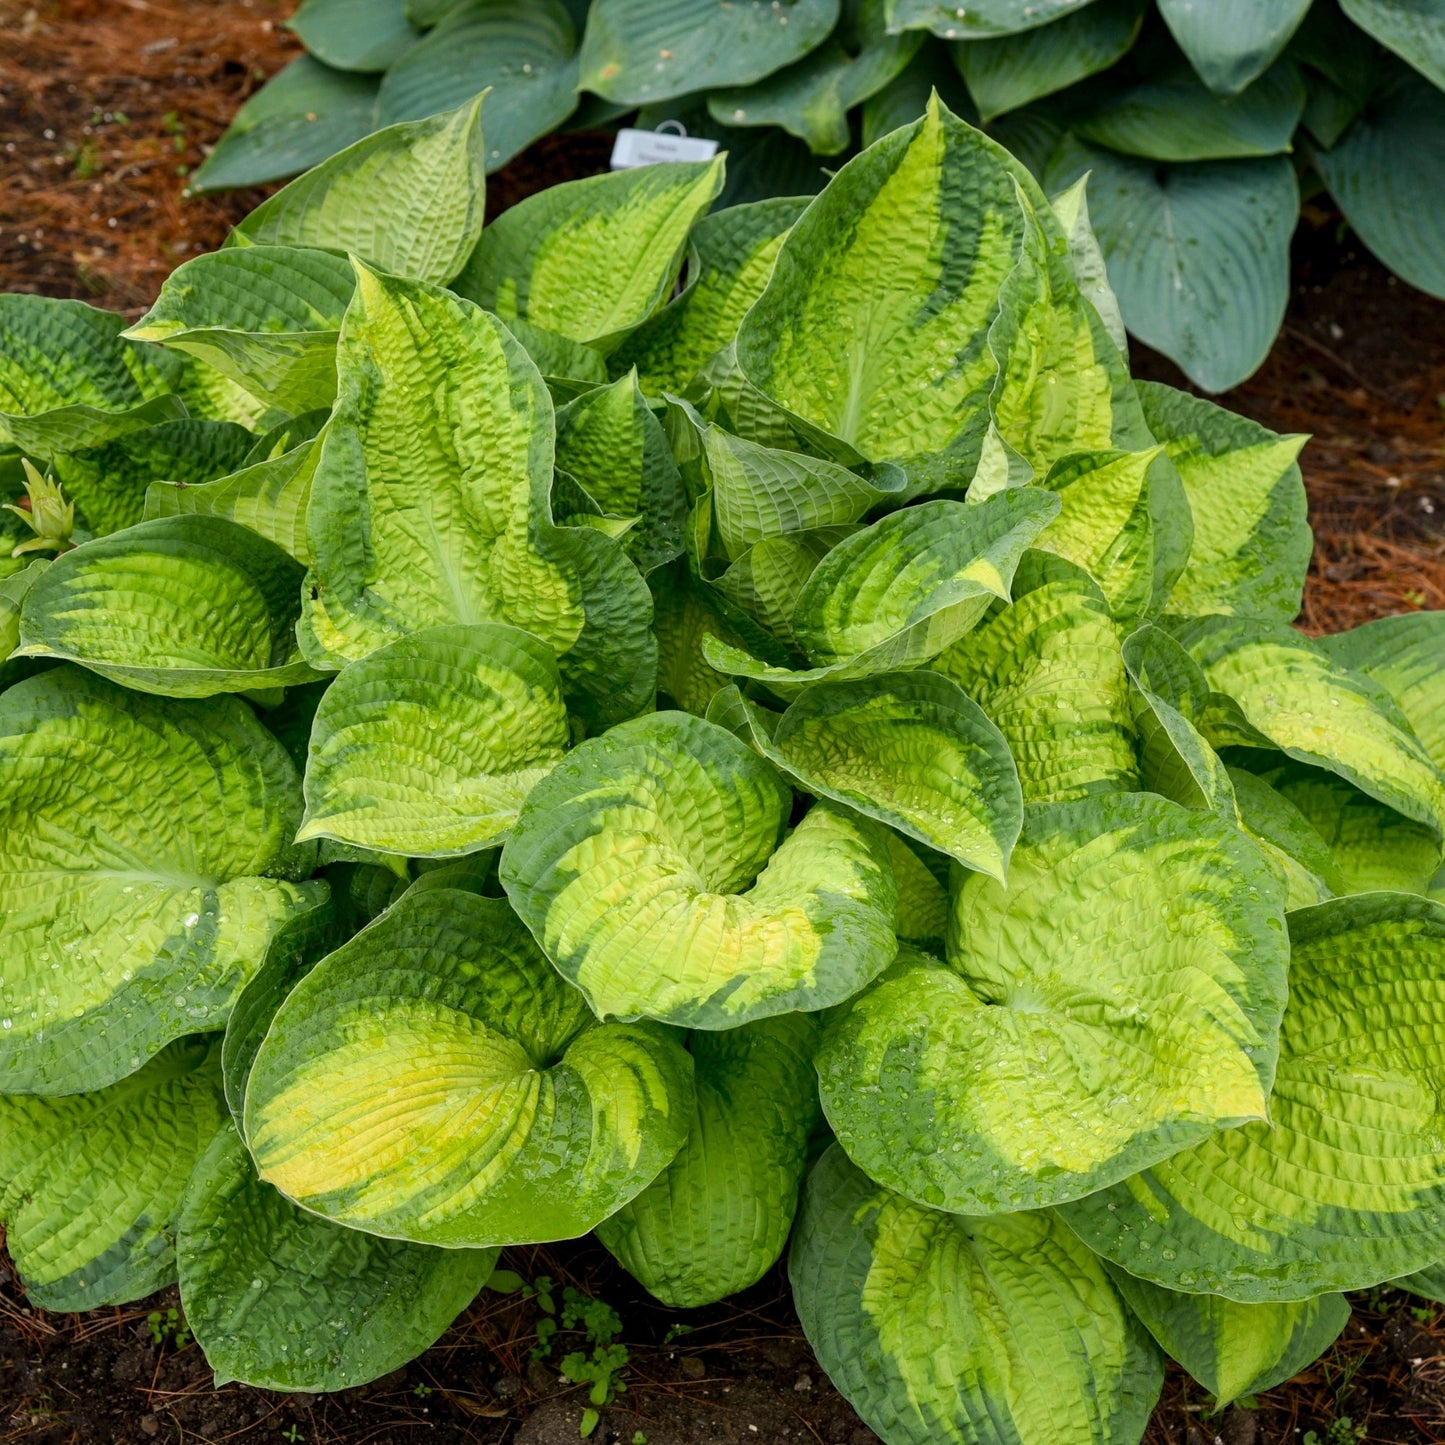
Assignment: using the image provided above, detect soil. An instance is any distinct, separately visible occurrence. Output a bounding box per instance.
[3,2,1445,1443]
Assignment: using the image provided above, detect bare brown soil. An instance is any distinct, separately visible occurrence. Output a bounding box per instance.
[3,3,1445,1443]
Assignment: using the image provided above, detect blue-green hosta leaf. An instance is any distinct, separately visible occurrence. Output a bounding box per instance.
[453,159,725,351]
[0,669,325,1096]
[734,97,1042,481]
[124,247,356,414]
[1062,893,1445,1300]
[1074,60,1306,161]
[1044,140,1299,393]
[790,1143,1164,1445]
[819,791,1288,1213]
[1137,380,1309,620]
[288,0,419,73]
[707,0,923,156]
[953,0,1146,120]
[704,489,1061,687]
[375,0,580,172]
[887,0,1107,39]
[300,264,655,731]
[0,295,185,458]
[191,57,381,193]
[500,711,898,1029]
[579,0,842,104]
[1175,614,1445,842]
[612,197,808,398]
[934,554,1139,802]
[555,372,686,575]
[1050,172,1129,355]
[299,623,569,858]
[1033,445,1190,618]
[49,419,256,539]
[860,34,976,147]
[1254,763,1443,897]
[229,94,485,286]
[1105,1268,1350,1408]
[1158,0,1312,94]
[1123,624,1237,817]
[0,1040,227,1310]
[737,671,1023,880]
[16,517,319,697]
[1312,68,1445,299]
[245,887,694,1246]
[1318,611,1445,768]
[598,1015,821,1307]
[178,1123,496,1390]
[145,425,324,565]
[1340,0,1445,89]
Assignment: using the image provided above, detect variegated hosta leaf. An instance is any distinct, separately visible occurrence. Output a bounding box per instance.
[124,246,355,413]
[0,294,184,458]
[1034,445,1191,618]
[145,418,325,564]
[1062,894,1445,1300]
[986,186,1152,478]
[651,570,739,715]
[452,159,725,350]
[499,711,898,1029]
[1050,172,1130,356]
[0,668,326,1096]
[737,671,1024,880]
[612,196,809,398]
[16,516,320,697]
[818,791,1288,1213]
[300,263,655,731]
[1123,623,1237,817]
[790,1143,1164,1445]
[1175,614,1445,842]
[554,371,686,574]
[953,0,1147,121]
[0,560,46,663]
[1396,1263,1445,1304]
[1138,380,1309,621]
[933,553,1140,803]
[0,1039,227,1310]
[706,0,923,156]
[732,96,1040,482]
[228,94,485,286]
[245,887,694,1245]
[704,488,1061,687]
[1318,611,1445,769]
[598,1014,820,1307]
[1252,763,1443,897]
[1105,1267,1349,1408]
[1227,767,1344,910]
[699,421,901,563]
[579,0,842,105]
[49,418,256,538]
[884,831,950,946]
[178,1123,497,1391]
[299,623,570,858]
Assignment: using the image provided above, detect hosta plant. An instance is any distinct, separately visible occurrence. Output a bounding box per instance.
[197,0,1445,392]
[3,93,1445,1444]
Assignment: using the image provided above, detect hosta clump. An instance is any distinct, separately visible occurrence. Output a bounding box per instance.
[3,92,1445,1444]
